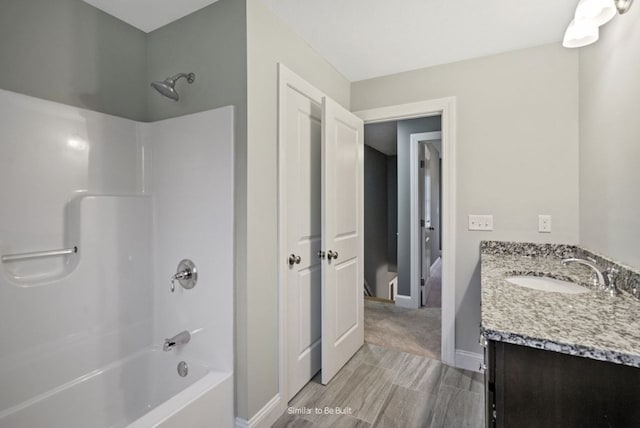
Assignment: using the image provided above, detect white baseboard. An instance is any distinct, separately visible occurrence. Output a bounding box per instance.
[394,294,417,309]
[235,394,284,428]
[455,349,484,373]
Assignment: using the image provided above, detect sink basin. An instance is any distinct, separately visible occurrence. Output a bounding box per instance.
[505,276,589,294]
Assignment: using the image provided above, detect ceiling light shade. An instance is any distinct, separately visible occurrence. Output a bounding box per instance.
[563,19,599,48]
[614,0,634,14]
[575,0,617,26]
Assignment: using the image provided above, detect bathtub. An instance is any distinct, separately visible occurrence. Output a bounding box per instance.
[0,348,233,428]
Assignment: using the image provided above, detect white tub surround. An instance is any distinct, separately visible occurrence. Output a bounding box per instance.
[0,89,234,427]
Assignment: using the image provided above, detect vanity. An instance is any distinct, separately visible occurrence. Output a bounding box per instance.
[480,241,640,427]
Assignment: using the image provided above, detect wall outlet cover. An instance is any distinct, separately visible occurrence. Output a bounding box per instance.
[538,215,552,233]
[469,214,493,231]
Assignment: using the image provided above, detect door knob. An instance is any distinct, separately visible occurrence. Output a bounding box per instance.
[288,254,302,266]
[327,250,339,260]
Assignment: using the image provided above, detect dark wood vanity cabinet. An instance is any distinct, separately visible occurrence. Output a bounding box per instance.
[485,341,640,427]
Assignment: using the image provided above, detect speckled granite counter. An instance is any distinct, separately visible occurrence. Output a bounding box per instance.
[481,241,640,368]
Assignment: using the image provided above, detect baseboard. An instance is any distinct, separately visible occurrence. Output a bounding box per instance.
[235,394,284,428]
[455,349,484,373]
[394,294,417,309]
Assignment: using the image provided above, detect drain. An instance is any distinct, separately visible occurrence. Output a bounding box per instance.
[177,361,189,377]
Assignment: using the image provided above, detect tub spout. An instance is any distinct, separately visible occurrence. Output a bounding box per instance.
[163,330,191,352]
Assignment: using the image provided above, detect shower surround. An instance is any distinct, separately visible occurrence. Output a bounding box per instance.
[0,89,234,427]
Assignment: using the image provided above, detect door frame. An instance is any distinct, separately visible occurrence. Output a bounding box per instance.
[410,132,442,309]
[277,64,325,405]
[353,97,457,367]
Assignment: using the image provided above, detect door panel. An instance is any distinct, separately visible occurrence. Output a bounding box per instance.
[321,97,364,385]
[420,143,432,306]
[285,86,322,400]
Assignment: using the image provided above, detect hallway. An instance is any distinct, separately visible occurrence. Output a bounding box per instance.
[364,300,441,360]
[364,259,442,360]
[273,344,484,428]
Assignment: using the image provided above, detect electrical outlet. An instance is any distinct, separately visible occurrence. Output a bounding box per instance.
[538,215,552,233]
[469,215,493,231]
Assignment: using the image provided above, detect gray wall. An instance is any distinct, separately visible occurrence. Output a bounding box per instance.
[352,44,580,354]
[396,117,442,295]
[242,0,350,419]
[146,0,247,123]
[0,0,147,121]
[365,145,390,298]
[387,156,398,271]
[579,6,640,269]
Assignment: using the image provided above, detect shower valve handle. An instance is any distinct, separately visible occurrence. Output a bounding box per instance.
[170,259,198,292]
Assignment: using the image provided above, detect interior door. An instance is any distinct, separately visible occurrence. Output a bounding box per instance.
[321,97,364,385]
[419,143,432,306]
[284,85,322,399]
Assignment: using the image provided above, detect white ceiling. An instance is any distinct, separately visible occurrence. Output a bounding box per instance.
[260,0,578,81]
[82,0,220,33]
[84,0,578,81]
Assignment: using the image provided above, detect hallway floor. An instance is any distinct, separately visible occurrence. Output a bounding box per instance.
[364,300,441,360]
[273,344,484,428]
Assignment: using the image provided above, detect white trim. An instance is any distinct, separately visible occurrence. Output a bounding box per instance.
[235,394,283,428]
[455,350,484,373]
[277,63,325,406]
[409,131,442,310]
[394,294,414,308]
[354,97,457,367]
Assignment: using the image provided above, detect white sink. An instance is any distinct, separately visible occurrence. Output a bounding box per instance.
[505,276,589,294]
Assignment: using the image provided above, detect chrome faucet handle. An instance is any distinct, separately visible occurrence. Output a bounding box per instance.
[605,267,620,297]
[170,259,198,292]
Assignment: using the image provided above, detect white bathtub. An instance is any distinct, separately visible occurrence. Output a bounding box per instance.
[0,348,233,428]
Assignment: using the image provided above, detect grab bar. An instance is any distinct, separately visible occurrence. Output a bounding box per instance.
[1,246,78,263]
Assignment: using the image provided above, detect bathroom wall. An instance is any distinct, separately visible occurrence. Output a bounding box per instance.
[145,0,247,123]
[579,7,640,269]
[364,145,390,298]
[0,89,153,413]
[352,43,580,354]
[0,0,147,121]
[396,116,442,296]
[241,0,351,419]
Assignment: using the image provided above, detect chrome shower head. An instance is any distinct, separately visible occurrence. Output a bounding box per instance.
[150,72,195,101]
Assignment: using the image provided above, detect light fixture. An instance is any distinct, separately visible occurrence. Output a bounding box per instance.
[563,19,599,48]
[563,0,634,48]
[575,0,616,26]
[614,0,634,14]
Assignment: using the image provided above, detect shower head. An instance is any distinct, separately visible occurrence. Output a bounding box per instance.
[150,72,195,101]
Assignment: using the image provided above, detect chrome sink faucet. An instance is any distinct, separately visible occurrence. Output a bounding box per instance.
[163,330,191,352]
[561,258,619,296]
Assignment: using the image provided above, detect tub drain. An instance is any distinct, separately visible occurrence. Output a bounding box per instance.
[177,361,189,377]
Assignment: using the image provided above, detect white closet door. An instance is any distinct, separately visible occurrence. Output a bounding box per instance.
[321,96,364,385]
[284,85,323,399]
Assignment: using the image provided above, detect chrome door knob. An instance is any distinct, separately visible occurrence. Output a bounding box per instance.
[288,254,302,266]
[327,250,339,260]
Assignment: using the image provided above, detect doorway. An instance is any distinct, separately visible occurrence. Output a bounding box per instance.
[363,119,443,360]
[356,98,457,367]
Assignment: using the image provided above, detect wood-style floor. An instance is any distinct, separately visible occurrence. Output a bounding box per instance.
[272,343,484,428]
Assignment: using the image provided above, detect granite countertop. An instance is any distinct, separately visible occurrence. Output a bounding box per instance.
[481,241,640,367]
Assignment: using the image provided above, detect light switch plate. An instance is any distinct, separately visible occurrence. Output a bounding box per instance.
[469,215,493,231]
[538,215,552,233]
